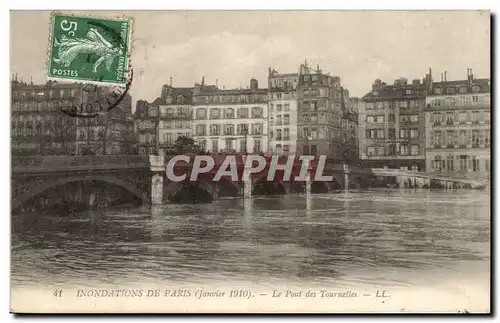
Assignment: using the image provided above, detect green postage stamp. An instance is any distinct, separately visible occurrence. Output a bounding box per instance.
[47,12,133,86]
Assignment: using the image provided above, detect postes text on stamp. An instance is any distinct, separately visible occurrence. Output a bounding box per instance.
[47,12,132,86]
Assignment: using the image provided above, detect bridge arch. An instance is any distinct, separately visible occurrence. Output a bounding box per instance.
[12,174,149,211]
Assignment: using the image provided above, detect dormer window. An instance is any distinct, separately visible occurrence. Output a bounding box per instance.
[406,89,412,95]
[434,88,442,95]
[177,95,184,104]
[472,86,479,93]
[166,96,173,104]
[446,87,454,94]
[459,86,467,93]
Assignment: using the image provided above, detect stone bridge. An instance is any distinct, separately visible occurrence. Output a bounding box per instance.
[11,155,152,211]
[11,154,377,209]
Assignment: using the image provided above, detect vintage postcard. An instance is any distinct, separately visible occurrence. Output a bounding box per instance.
[10,10,490,314]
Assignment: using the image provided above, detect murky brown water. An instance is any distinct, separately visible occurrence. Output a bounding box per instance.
[11,189,490,292]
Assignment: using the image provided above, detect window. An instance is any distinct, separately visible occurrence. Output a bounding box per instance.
[310,102,317,111]
[250,139,260,153]
[276,129,282,140]
[485,112,490,124]
[472,130,480,148]
[276,115,282,125]
[446,112,453,125]
[367,146,375,156]
[210,108,221,119]
[446,156,454,171]
[388,128,396,139]
[459,87,467,93]
[139,147,146,155]
[166,96,173,104]
[225,139,234,151]
[400,145,408,155]
[433,113,441,125]
[177,95,184,104]
[377,146,385,156]
[388,114,396,122]
[367,116,375,123]
[472,111,479,123]
[252,124,262,135]
[388,144,396,155]
[459,155,467,172]
[284,104,290,111]
[458,112,467,124]
[375,115,384,123]
[210,124,220,136]
[149,107,158,117]
[434,88,442,95]
[446,87,454,94]
[410,114,418,122]
[239,139,246,152]
[276,104,282,112]
[446,130,454,148]
[410,145,419,156]
[472,156,480,172]
[310,145,317,155]
[406,89,412,95]
[196,125,206,136]
[284,128,290,140]
[459,130,467,148]
[225,108,235,119]
[237,108,249,118]
[400,129,409,139]
[433,156,442,171]
[252,106,262,118]
[237,124,249,135]
[410,129,419,138]
[400,101,408,108]
[283,114,290,125]
[196,108,207,119]
[212,139,218,152]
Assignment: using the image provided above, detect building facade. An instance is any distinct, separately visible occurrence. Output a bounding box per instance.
[359,73,429,171]
[296,62,347,158]
[74,90,134,156]
[157,85,194,154]
[192,78,268,154]
[11,80,88,156]
[134,100,158,155]
[267,68,299,155]
[424,69,490,179]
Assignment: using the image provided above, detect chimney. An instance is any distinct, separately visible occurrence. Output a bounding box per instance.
[216,79,218,88]
[250,78,258,91]
[170,77,172,86]
[468,68,474,86]
[444,71,447,82]
[440,73,443,82]
[201,76,205,86]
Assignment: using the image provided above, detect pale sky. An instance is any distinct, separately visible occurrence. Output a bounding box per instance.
[10,10,490,103]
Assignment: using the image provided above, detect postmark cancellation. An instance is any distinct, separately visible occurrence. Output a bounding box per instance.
[46,12,133,87]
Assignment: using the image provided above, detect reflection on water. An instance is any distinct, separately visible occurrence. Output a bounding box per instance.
[11,190,490,289]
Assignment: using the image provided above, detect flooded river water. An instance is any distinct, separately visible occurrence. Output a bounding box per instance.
[11,189,490,312]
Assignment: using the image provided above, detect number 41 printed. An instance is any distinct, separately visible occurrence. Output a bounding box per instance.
[53,289,63,297]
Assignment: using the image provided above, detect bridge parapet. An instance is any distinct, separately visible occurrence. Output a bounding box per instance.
[12,155,150,174]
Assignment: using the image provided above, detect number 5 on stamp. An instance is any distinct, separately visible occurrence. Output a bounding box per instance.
[47,12,133,86]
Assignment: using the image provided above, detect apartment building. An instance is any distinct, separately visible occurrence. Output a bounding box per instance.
[192,78,268,154]
[296,62,349,158]
[267,68,299,155]
[424,69,490,179]
[359,73,429,171]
